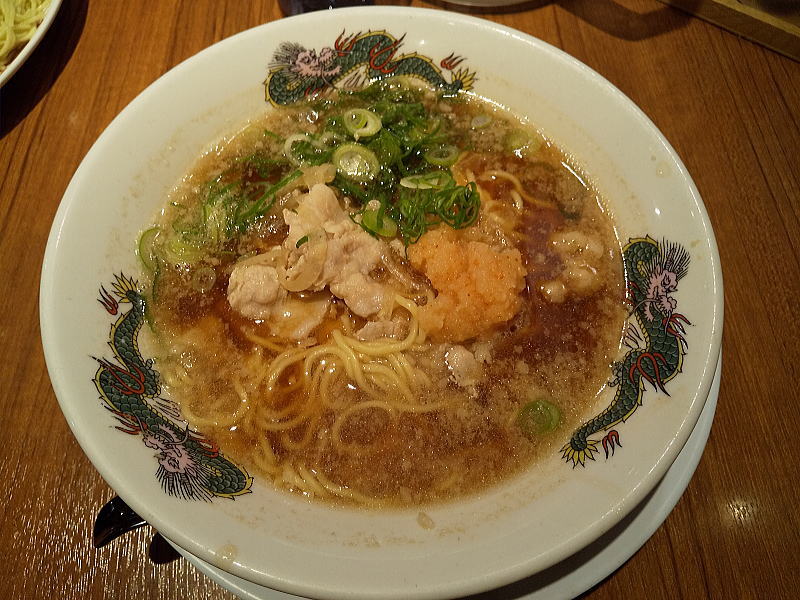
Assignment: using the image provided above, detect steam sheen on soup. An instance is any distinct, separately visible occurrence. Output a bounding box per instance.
[142,79,626,507]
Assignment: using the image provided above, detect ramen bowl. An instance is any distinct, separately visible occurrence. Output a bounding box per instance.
[41,7,722,599]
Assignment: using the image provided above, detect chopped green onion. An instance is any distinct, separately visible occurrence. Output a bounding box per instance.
[284,133,313,165]
[234,169,302,227]
[471,115,491,129]
[424,145,459,167]
[368,130,402,167]
[164,237,204,264]
[361,207,398,237]
[203,202,228,246]
[434,182,480,229]
[505,130,541,157]
[333,143,379,182]
[395,180,480,245]
[423,116,445,136]
[238,152,286,179]
[137,227,160,272]
[399,171,453,190]
[318,131,343,146]
[296,234,309,248]
[407,116,446,148]
[517,398,561,439]
[343,108,382,140]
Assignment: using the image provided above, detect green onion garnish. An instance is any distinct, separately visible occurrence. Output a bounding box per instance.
[333,143,380,182]
[234,169,303,228]
[395,180,480,245]
[424,145,459,167]
[504,130,541,157]
[399,171,453,190]
[361,207,398,237]
[284,133,312,165]
[471,115,491,129]
[344,108,382,140]
[137,227,160,272]
[517,398,561,439]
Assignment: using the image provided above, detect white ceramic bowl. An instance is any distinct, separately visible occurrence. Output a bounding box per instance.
[41,8,723,600]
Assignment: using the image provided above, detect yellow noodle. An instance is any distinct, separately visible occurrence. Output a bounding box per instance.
[296,465,329,498]
[404,354,434,387]
[232,376,249,404]
[242,329,289,352]
[363,362,414,401]
[0,0,51,73]
[362,370,399,397]
[160,362,190,388]
[332,307,418,357]
[177,373,252,429]
[319,363,348,409]
[312,468,382,505]
[328,336,376,394]
[330,400,395,450]
[261,407,316,431]
[280,412,321,451]
[232,294,444,504]
[249,440,280,476]
[265,346,313,390]
[181,399,237,429]
[509,189,524,211]
[302,346,348,382]
[339,311,354,336]
[480,169,555,209]
[251,397,300,421]
[391,352,432,389]
[279,463,302,490]
[247,360,269,393]
[304,359,326,397]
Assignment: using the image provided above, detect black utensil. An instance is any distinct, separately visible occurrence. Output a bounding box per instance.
[93,495,147,548]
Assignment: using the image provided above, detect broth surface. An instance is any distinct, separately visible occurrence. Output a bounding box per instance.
[144,80,626,506]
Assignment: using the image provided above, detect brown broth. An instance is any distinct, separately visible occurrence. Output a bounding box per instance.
[146,82,626,507]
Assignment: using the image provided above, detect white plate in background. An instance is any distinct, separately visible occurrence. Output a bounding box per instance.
[0,0,63,88]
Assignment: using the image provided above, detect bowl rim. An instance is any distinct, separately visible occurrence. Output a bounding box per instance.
[40,7,724,599]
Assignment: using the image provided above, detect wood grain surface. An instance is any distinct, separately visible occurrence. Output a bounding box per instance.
[1,0,798,598]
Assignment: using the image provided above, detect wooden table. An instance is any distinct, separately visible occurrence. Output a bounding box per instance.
[1,0,797,598]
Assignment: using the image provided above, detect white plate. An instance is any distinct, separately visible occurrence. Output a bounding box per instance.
[0,0,63,88]
[173,356,721,600]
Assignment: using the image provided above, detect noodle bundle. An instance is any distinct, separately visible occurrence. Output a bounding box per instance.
[0,0,51,73]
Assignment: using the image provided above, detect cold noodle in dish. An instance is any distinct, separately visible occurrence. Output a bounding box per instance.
[0,0,51,73]
[140,78,626,507]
